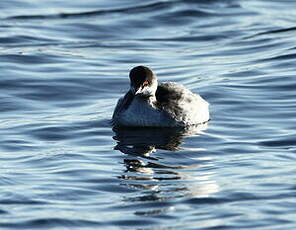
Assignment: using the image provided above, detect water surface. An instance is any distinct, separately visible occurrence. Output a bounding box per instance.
[0,0,295,229]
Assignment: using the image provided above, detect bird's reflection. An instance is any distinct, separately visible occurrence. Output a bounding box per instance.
[113,124,208,157]
[113,123,219,216]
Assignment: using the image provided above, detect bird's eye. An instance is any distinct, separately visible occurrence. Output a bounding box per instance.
[143,80,149,87]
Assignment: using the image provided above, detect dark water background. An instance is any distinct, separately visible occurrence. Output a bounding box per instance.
[1,0,295,229]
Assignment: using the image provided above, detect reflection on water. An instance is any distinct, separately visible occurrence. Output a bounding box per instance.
[113,124,208,155]
[113,124,219,211]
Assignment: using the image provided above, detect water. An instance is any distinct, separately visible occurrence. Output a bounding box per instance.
[0,0,295,229]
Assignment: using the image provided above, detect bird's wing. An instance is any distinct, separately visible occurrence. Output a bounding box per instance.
[156,82,187,104]
[156,82,205,120]
[155,82,188,118]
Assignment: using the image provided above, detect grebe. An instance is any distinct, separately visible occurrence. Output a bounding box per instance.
[112,66,209,127]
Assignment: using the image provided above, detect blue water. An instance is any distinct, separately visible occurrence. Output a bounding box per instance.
[1,0,295,229]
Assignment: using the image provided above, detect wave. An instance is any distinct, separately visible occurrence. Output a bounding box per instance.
[4,0,232,21]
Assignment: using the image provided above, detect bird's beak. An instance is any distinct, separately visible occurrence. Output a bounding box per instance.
[131,86,141,95]
[135,88,142,95]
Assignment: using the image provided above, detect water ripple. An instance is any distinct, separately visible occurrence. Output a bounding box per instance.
[0,0,296,229]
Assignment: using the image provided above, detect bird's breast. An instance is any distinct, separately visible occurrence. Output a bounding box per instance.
[118,97,175,127]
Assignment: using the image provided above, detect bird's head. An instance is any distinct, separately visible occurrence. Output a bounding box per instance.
[129,66,158,97]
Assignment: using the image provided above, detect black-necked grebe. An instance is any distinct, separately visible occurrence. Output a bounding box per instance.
[112,66,209,127]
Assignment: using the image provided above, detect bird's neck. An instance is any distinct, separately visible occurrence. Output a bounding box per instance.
[147,95,157,105]
[136,94,157,107]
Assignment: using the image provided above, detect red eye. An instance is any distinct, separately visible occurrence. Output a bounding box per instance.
[143,80,149,86]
